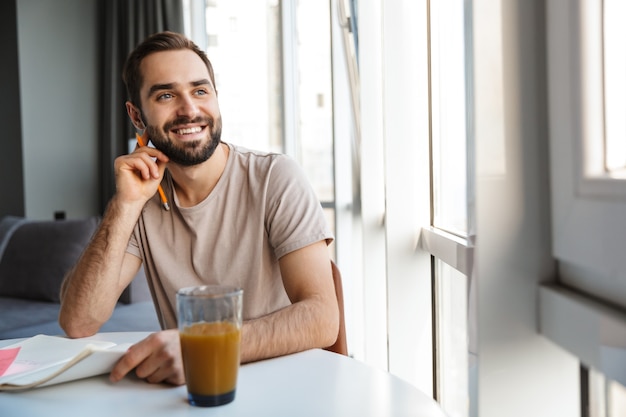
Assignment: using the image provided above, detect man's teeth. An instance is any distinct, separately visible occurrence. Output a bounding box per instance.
[177,127,202,135]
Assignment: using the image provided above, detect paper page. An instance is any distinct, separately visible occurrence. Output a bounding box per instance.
[0,347,20,376]
[38,344,132,388]
[0,335,123,390]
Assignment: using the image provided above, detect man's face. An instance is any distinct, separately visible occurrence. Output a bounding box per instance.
[138,49,222,166]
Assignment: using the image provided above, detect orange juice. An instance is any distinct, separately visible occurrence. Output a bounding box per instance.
[180,321,241,397]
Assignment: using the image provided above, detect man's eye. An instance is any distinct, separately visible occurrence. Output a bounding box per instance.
[157,93,173,100]
[195,89,208,96]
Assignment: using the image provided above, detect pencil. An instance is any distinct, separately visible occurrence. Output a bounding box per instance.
[135,132,170,211]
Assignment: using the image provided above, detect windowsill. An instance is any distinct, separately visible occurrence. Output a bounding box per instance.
[417,227,474,276]
[539,283,626,387]
[578,176,626,200]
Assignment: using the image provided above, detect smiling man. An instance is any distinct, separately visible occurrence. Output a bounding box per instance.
[59,31,338,386]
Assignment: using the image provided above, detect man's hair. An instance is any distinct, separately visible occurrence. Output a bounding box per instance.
[122,31,216,107]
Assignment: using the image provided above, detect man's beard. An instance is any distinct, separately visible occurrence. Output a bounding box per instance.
[146,115,222,166]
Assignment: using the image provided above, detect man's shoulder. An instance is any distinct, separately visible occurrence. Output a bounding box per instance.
[228,142,284,159]
[227,142,298,172]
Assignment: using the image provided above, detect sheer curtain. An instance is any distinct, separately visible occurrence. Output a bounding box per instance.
[98,0,184,213]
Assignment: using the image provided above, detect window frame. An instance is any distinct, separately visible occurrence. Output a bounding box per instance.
[574,0,626,199]
[543,0,626,404]
[547,0,626,309]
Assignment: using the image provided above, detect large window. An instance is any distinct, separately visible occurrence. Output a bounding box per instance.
[429,1,474,416]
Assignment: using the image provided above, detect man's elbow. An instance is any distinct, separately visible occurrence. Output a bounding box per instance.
[319,302,340,348]
[58,306,102,339]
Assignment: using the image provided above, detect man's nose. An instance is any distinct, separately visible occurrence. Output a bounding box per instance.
[177,95,199,118]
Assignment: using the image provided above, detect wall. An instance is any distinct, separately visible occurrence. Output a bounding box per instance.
[0,0,25,218]
[16,0,99,219]
[474,1,580,416]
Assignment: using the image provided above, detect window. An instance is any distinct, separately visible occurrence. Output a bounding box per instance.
[545,1,626,415]
[434,260,471,417]
[292,0,334,204]
[430,0,471,237]
[580,2,626,414]
[201,0,282,153]
[429,1,474,416]
[603,0,626,177]
[588,368,626,417]
[574,0,626,196]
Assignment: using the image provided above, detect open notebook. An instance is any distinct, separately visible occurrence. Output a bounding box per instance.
[0,334,131,390]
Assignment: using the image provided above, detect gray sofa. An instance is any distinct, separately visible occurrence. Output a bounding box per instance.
[0,216,160,339]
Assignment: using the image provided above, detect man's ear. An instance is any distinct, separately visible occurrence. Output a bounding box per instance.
[126,101,146,130]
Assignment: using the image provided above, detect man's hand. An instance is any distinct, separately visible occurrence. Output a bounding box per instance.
[110,330,185,386]
[114,146,169,207]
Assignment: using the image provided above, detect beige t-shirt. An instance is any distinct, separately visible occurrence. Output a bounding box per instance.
[126,143,334,329]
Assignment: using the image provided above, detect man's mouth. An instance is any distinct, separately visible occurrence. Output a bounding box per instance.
[174,126,204,135]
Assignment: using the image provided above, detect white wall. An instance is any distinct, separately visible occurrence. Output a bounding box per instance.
[17,0,100,219]
[473,1,580,416]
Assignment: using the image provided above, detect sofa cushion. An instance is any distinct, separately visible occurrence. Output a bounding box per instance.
[0,298,161,339]
[0,297,63,333]
[0,217,99,302]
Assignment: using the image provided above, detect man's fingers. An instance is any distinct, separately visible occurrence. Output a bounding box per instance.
[132,145,169,163]
[130,152,165,180]
[109,342,149,382]
[109,331,185,386]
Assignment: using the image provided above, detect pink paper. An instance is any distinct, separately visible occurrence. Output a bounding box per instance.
[0,347,21,376]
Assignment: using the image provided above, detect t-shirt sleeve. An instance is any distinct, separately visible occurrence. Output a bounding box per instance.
[126,225,142,258]
[265,155,334,259]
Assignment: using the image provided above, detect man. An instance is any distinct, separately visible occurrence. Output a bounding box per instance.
[59,31,339,386]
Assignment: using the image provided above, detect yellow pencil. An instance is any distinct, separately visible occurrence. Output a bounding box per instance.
[135,132,170,211]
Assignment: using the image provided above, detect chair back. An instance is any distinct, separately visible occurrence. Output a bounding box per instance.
[324,261,348,356]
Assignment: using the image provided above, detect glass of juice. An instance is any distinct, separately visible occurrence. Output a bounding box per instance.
[176,285,243,407]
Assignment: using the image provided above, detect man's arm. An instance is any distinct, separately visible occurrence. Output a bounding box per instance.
[240,240,339,363]
[58,202,143,337]
[59,145,169,338]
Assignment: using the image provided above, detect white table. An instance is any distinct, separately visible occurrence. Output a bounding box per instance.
[0,332,448,417]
